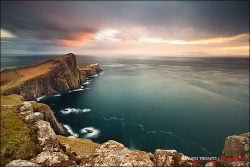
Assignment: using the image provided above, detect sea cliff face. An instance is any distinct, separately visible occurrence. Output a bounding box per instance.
[0,53,102,101]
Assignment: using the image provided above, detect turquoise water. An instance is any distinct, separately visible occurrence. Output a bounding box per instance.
[1,55,249,158]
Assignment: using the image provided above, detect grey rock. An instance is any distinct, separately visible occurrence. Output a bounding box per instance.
[222,132,249,159]
[35,120,60,152]
[24,112,44,124]
[80,140,154,166]
[35,104,71,136]
[20,102,33,112]
[6,159,40,166]
[154,149,193,167]
[31,151,69,166]
[221,132,249,167]
[20,110,33,116]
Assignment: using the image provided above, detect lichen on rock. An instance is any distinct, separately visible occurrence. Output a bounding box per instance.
[35,120,60,152]
[31,151,69,166]
[6,160,41,167]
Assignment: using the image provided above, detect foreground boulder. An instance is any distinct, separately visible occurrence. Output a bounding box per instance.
[221,132,249,166]
[80,140,154,166]
[31,151,69,166]
[6,160,40,166]
[154,149,193,167]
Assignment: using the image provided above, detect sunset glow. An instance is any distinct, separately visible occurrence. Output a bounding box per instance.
[1,1,249,56]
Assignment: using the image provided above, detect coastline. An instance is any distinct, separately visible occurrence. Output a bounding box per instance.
[1,53,249,166]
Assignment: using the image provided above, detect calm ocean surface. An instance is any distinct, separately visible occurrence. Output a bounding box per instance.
[1,54,249,158]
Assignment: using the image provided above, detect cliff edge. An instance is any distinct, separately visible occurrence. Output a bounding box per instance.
[0,53,102,101]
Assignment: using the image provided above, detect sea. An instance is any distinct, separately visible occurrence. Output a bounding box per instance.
[1,54,249,160]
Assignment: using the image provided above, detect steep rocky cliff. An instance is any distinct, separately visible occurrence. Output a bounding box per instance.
[1,53,102,101]
[33,103,71,136]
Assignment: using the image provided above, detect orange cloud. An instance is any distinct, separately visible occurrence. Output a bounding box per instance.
[55,33,95,46]
[70,33,94,41]
[56,40,84,46]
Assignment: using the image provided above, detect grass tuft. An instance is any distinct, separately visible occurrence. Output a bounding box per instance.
[56,135,100,155]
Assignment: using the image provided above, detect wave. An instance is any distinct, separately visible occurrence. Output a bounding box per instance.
[63,124,79,138]
[61,108,91,114]
[81,127,100,138]
[83,81,90,85]
[72,88,85,92]
[36,95,46,101]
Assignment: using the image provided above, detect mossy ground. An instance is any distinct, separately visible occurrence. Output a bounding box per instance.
[56,135,100,155]
[0,95,43,166]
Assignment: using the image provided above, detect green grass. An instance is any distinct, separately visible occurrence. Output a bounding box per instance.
[57,135,100,155]
[0,94,24,105]
[0,95,43,166]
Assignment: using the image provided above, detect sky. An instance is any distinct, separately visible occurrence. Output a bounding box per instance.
[1,1,249,56]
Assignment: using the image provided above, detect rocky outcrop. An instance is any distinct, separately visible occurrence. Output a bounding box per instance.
[12,102,71,166]
[221,132,249,167]
[24,112,43,124]
[153,149,192,166]
[6,160,40,167]
[78,140,199,166]
[35,120,60,152]
[16,102,71,137]
[1,53,103,101]
[34,104,71,136]
[80,140,155,166]
[31,151,69,166]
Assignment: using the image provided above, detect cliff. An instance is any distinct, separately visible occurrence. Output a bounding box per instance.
[32,103,71,136]
[220,132,249,166]
[0,53,102,101]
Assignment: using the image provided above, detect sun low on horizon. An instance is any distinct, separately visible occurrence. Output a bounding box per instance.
[1,1,249,57]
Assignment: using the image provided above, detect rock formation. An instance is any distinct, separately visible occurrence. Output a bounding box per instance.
[31,151,69,166]
[35,120,60,152]
[5,160,40,167]
[80,140,155,166]
[16,102,71,136]
[34,104,71,136]
[153,149,193,167]
[221,132,249,167]
[1,53,103,101]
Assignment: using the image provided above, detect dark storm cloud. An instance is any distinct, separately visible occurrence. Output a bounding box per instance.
[1,1,249,43]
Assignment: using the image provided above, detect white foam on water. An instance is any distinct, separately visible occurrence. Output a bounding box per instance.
[72,88,84,92]
[63,124,79,138]
[83,81,90,85]
[81,127,100,138]
[61,108,91,114]
[83,108,91,112]
[54,94,61,96]
[36,95,46,101]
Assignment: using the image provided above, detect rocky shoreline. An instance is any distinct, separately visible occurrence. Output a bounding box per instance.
[5,102,250,166]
